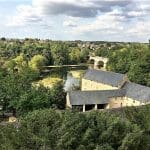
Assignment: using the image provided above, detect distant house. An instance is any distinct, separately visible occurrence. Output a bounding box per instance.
[66,69,150,112]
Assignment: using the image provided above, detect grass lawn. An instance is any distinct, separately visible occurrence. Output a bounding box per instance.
[33,77,63,88]
[69,70,86,78]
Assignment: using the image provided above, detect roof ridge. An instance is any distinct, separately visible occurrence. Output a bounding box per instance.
[83,69,125,87]
[70,89,125,93]
[125,81,150,89]
[87,69,125,76]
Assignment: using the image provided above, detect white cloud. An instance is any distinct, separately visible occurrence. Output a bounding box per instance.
[128,11,145,17]
[7,5,42,27]
[2,0,150,41]
[128,21,150,37]
[7,0,150,27]
[71,9,150,41]
[63,17,79,27]
[72,11,125,35]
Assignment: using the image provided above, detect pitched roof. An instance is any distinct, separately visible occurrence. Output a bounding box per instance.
[83,69,125,87]
[123,82,150,103]
[68,82,150,105]
[68,69,150,106]
[68,89,126,105]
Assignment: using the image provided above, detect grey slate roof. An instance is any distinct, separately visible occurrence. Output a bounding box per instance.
[123,82,150,103]
[83,69,125,87]
[68,89,126,105]
[68,69,150,106]
[68,82,150,105]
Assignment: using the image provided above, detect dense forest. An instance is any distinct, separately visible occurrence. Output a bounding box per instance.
[0,38,150,150]
[0,38,149,86]
[94,43,150,86]
[0,106,150,150]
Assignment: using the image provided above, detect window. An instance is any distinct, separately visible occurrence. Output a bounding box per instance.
[97,104,107,109]
[85,104,95,111]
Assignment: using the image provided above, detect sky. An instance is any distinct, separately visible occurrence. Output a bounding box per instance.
[0,0,150,42]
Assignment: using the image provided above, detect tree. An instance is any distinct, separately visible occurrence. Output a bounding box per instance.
[14,86,52,116]
[0,67,66,116]
[119,105,150,150]
[95,144,114,150]
[0,37,6,41]
[51,80,66,109]
[4,53,27,73]
[80,48,90,62]
[51,42,69,65]
[0,108,149,150]
[69,48,81,64]
[29,54,47,72]
[128,49,150,86]
[107,46,150,86]
[0,109,62,150]
[4,60,16,72]
[95,48,109,57]
[107,48,130,74]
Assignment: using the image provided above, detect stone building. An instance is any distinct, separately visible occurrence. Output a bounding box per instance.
[66,69,150,112]
[82,69,128,91]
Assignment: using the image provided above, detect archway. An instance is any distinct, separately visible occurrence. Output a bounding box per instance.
[97,61,104,69]
[89,56,108,70]
[89,59,95,64]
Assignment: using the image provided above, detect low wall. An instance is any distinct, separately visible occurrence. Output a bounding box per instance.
[108,97,141,109]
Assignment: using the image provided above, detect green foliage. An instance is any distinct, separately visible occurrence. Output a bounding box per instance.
[127,49,150,86]
[4,60,16,71]
[0,125,20,150]
[119,131,143,150]
[14,86,52,116]
[0,39,150,150]
[19,109,62,149]
[80,48,90,62]
[69,47,90,64]
[95,144,114,150]
[50,80,66,109]
[1,109,148,150]
[4,53,28,73]
[29,54,47,71]
[107,48,130,73]
[0,39,90,67]
[107,45,150,86]
[119,105,150,150]
[124,105,150,133]
[95,48,109,57]
[69,48,82,64]
[0,69,66,116]
[51,42,69,65]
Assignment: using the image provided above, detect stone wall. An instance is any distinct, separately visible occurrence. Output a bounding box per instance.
[89,56,108,70]
[146,101,150,104]
[66,93,72,108]
[82,78,118,91]
[108,97,142,109]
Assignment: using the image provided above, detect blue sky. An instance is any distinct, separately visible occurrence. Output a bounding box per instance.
[0,0,150,42]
